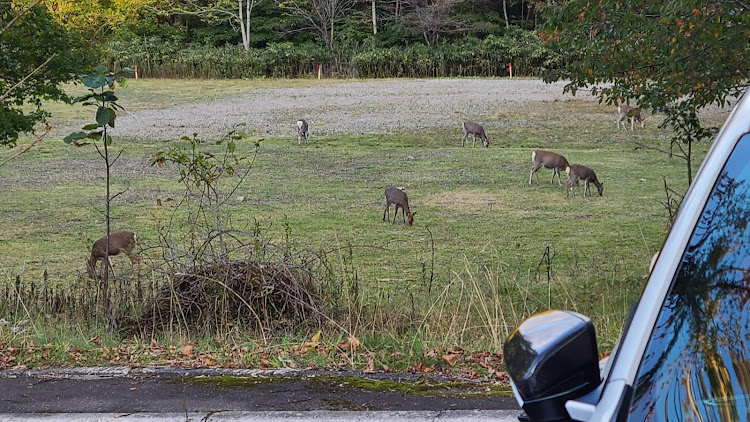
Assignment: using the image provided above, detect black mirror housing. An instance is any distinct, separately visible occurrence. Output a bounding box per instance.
[504,310,601,422]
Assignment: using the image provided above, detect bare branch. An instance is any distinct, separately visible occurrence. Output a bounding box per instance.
[0,0,42,36]
[0,125,50,168]
[0,53,57,104]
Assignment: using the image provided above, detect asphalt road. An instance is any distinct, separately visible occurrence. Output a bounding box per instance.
[0,367,522,421]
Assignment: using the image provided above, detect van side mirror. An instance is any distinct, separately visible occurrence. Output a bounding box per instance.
[504,310,601,422]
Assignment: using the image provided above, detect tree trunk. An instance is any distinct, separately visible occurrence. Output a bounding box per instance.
[502,0,509,28]
[103,125,115,331]
[238,0,249,50]
[330,17,335,54]
[687,139,693,186]
[371,0,377,34]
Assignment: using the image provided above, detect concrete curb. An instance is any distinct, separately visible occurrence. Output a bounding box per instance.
[0,410,522,421]
[0,366,484,383]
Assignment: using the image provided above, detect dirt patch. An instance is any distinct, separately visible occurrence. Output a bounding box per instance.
[427,191,503,208]
[53,79,580,142]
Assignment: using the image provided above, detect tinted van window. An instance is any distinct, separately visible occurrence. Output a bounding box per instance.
[629,133,750,421]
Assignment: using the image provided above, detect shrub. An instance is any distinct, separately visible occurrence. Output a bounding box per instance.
[105,29,558,79]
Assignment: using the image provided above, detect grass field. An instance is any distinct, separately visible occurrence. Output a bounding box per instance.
[0,78,727,372]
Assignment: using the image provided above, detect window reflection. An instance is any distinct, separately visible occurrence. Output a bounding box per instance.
[629,134,750,421]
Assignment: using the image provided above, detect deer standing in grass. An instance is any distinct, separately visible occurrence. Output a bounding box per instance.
[462,122,490,148]
[383,186,416,226]
[530,150,570,185]
[566,164,604,197]
[86,231,140,279]
[297,119,309,144]
[617,105,645,130]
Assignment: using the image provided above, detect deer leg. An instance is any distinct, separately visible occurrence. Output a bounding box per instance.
[554,169,563,185]
[383,203,390,221]
[618,115,626,130]
[127,252,141,279]
[566,176,578,197]
[529,164,543,185]
[109,256,119,278]
[461,132,468,147]
[99,258,115,280]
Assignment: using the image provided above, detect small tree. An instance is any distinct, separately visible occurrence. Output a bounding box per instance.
[278,0,358,54]
[540,0,749,186]
[64,66,132,330]
[158,0,263,51]
[403,0,466,46]
[151,127,258,265]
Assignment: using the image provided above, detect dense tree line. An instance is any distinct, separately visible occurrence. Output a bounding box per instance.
[38,0,553,78]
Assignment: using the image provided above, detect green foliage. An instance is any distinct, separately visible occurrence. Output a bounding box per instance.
[107,39,329,78]
[353,30,556,78]
[63,66,131,146]
[44,0,159,41]
[540,0,749,184]
[105,29,555,78]
[0,1,92,147]
[152,127,253,189]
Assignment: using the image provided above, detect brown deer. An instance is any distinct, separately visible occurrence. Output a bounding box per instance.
[383,186,416,226]
[530,150,570,185]
[86,231,140,279]
[297,119,309,144]
[462,122,490,148]
[566,164,604,197]
[617,105,645,130]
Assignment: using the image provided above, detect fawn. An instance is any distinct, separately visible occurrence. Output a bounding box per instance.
[617,105,645,130]
[86,231,140,279]
[566,164,604,197]
[383,186,416,226]
[462,122,490,148]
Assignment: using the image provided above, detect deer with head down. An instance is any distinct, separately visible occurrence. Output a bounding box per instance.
[566,164,604,197]
[86,231,140,279]
[617,105,645,130]
[461,122,490,148]
[383,186,416,226]
[530,150,569,185]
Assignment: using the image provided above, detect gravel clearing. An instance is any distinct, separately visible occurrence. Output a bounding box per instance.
[107,79,577,141]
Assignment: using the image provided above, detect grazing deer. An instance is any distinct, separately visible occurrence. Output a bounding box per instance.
[617,105,645,130]
[297,119,309,144]
[462,122,490,148]
[530,150,570,185]
[566,164,604,197]
[383,186,416,226]
[86,231,140,279]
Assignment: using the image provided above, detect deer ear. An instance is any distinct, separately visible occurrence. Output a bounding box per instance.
[412,211,417,216]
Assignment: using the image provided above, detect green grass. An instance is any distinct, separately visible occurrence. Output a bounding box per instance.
[0,78,727,372]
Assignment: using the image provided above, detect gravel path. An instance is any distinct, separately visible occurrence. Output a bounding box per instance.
[108,79,575,141]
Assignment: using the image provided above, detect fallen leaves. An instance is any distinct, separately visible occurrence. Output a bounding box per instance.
[0,335,510,383]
